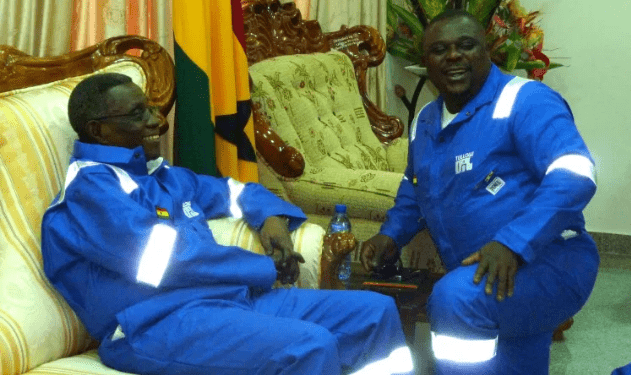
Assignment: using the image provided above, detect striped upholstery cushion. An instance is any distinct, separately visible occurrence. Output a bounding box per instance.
[0,62,146,375]
[25,350,133,375]
[207,217,324,289]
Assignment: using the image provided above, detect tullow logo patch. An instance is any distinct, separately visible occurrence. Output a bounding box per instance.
[183,201,200,218]
[455,152,474,174]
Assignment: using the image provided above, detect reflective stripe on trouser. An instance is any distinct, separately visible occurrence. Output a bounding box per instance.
[99,288,413,375]
[427,237,598,374]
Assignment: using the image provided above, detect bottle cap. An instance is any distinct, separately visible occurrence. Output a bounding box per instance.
[335,204,347,213]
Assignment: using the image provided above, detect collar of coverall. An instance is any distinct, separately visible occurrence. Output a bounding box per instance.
[72,140,165,176]
[423,63,506,132]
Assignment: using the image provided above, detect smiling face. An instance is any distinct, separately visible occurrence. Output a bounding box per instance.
[88,82,168,160]
[422,15,491,113]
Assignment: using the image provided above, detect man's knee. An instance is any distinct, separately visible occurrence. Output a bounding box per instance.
[351,291,400,324]
[278,324,340,371]
[427,267,492,334]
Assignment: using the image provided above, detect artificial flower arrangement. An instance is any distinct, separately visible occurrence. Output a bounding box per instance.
[387,0,561,80]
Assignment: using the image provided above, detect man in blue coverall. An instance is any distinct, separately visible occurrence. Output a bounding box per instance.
[361,10,599,375]
[41,73,415,375]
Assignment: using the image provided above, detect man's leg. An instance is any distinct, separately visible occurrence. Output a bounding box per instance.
[613,362,631,374]
[252,288,415,375]
[98,297,343,375]
[427,241,598,375]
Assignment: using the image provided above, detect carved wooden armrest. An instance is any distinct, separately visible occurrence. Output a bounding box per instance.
[252,101,305,178]
[320,232,357,290]
[326,26,404,144]
[0,36,175,114]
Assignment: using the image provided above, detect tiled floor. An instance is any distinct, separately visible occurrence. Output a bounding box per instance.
[550,258,631,374]
[411,254,631,375]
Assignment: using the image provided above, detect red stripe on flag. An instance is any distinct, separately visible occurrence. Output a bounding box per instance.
[232,0,246,50]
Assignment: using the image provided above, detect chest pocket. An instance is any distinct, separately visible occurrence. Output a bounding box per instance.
[449,159,502,209]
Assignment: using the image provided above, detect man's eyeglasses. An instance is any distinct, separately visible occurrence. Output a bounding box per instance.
[88,105,161,123]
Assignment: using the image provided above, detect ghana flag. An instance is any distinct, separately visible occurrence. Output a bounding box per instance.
[173,0,258,182]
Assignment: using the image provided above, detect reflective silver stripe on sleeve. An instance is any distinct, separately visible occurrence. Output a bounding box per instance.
[110,165,139,194]
[492,77,531,119]
[228,178,245,219]
[136,223,177,287]
[545,154,596,184]
[432,332,498,363]
[51,161,138,208]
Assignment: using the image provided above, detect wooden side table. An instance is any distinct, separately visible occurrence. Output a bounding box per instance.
[348,269,440,344]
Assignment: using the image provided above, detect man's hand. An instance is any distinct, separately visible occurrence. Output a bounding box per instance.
[260,216,304,284]
[461,241,519,302]
[360,234,398,272]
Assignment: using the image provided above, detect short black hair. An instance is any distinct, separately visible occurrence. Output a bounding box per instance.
[422,9,487,52]
[68,73,132,141]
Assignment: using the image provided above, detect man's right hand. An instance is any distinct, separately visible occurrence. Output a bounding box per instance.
[360,234,399,272]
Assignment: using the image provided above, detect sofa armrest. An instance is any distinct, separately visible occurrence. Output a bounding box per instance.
[326,25,404,144]
[252,101,305,178]
[208,217,346,289]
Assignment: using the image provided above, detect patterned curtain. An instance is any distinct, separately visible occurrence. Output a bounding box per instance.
[173,0,258,182]
[308,0,388,111]
[0,0,174,162]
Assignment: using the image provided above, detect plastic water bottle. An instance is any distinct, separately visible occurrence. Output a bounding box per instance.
[327,204,352,287]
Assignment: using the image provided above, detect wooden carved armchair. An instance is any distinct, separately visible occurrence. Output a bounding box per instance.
[0,35,353,375]
[243,0,417,262]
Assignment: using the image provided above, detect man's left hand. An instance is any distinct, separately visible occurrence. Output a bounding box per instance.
[461,241,519,302]
[260,216,304,284]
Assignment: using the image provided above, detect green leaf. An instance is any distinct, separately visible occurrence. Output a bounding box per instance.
[466,0,501,28]
[391,2,425,37]
[514,60,546,70]
[387,42,421,62]
[416,0,448,21]
[548,62,564,69]
[513,60,563,71]
[387,0,399,29]
[504,44,521,71]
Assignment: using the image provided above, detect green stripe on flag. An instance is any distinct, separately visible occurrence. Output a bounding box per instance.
[174,41,218,176]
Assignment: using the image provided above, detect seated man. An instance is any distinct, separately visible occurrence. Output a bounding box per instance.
[41,73,414,375]
[361,10,599,375]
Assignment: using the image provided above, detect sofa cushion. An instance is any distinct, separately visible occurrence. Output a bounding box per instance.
[0,61,146,375]
[206,217,324,289]
[282,167,403,222]
[24,350,133,375]
[250,51,389,172]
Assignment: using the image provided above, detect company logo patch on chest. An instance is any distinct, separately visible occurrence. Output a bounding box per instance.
[455,152,474,174]
[183,201,200,218]
[485,177,505,195]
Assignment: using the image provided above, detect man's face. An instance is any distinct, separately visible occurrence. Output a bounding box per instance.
[422,16,491,104]
[96,82,167,160]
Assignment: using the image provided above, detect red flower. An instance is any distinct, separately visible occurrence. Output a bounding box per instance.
[493,14,508,29]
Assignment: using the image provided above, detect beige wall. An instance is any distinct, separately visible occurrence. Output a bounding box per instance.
[385,0,631,235]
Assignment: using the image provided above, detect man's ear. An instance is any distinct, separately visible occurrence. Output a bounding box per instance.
[85,120,109,145]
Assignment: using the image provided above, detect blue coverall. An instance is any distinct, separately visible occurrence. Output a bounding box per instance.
[614,363,631,374]
[42,141,413,375]
[380,64,599,374]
